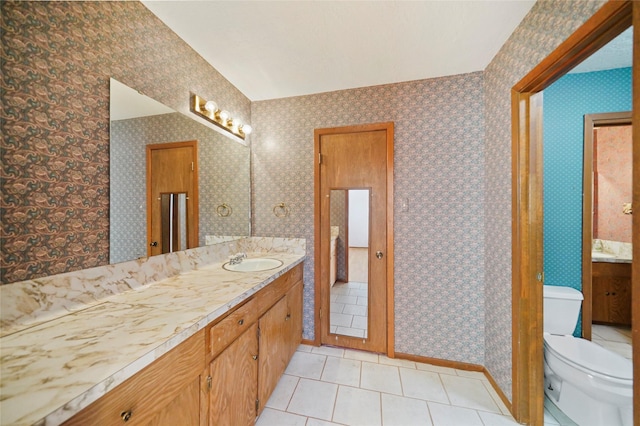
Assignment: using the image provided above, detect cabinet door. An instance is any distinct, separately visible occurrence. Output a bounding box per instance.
[285,281,303,360]
[592,277,610,323]
[608,279,631,325]
[258,296,289,413]
[209,323,258,426]
[143,376,200,426]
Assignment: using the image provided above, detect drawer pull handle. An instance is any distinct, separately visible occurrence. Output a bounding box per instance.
[238,319,244,325]
[121,410,132,422]
[252,354,258,360]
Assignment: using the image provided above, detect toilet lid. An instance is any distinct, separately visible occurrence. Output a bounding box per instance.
[544,334,632,380]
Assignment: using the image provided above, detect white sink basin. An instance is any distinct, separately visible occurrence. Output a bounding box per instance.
[223,258,283,272]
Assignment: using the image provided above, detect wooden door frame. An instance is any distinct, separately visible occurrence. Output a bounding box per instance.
[313,122,395,356]
[511,1,636,424]
[146,140,199,256]
[582,111,632,341]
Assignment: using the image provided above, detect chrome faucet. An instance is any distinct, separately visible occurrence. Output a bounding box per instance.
[228,252,247,265]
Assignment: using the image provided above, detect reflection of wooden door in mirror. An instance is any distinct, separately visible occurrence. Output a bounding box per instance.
[146,141,199,257]
[316,123,394,354]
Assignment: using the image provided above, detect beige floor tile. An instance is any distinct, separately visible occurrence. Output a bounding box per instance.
[256,408,307,426]
[381,393,432,426]
[440,374,500,413]
[399,368,449,404]
[285,351,327,379]
[428,401,483,426]
[287,378,338,421]
[332,386,381,426]
[321,356,362,387]
[265,374,299,410]
[360,362,402,395]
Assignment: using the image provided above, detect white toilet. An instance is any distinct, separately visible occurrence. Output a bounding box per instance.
[543,285,633,426]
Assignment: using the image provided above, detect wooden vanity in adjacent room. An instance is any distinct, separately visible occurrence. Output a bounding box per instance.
[591,261,631,326]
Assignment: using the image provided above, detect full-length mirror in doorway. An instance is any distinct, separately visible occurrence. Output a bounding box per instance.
[329,189,370,338]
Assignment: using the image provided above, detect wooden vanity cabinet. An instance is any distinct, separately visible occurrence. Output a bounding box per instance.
[592,262,632,326]
[63,329,205,426]
[63,263,303,426]
[206,264,304,424]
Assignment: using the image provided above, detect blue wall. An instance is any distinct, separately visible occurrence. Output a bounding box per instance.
[543,67,631,333]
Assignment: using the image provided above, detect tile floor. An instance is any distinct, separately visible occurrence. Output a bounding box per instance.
[330,282,368,338]
[591,323,632,359]
[258,324,632,425]
[256,344,518,426]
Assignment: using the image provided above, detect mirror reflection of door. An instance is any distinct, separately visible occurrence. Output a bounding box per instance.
[147,141,199,256]
[330,189,370,338]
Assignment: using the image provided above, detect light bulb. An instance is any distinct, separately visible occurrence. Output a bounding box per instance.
[204,100,217,113]
[232,118,242,128]
[242,124,252,135]
[219,110,230,121]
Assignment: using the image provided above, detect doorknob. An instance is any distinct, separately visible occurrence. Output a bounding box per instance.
[376,251,383,259]
[150,241,158,247]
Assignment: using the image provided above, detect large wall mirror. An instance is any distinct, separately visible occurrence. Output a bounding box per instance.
[109,78,251,263]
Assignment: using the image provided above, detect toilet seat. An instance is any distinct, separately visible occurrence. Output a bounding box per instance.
[544,334,632,382]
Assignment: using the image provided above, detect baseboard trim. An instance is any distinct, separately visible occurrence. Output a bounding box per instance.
[301,338,317,346]
[394,351,483,371]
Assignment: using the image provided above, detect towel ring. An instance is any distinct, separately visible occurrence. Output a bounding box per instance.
[273,202,289,218]
[216,203,232,217]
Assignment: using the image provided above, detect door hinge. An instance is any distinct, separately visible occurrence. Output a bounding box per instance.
[318,153,322,164]
[206,375,212,391]
[191,161,194,171]
[319,307,322,319]
[257,326,261,340]
[255,399,259,414]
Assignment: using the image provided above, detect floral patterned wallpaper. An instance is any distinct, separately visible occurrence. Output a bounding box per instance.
[483,0,606,399]
[1,1,250,283]
[595,125,632,243]
[252,72,487,363]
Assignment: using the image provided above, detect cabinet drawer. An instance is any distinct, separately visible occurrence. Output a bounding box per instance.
[64,329,204,426]
[256,264,303,313]
[209,296,259,358]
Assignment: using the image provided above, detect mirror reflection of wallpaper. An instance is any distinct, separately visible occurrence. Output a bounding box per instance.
[329,190,346,282]
[594,125,632,243]
[110,112,250,263]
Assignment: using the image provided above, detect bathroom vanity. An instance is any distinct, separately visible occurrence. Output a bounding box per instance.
[592,261,631,326]
[0,241,305,426]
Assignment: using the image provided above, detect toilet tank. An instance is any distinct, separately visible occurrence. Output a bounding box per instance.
[543,285,583,335]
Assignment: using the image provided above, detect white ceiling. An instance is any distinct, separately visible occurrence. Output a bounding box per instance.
[142,0,537,101]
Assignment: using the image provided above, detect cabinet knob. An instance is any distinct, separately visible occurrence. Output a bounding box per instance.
[285,313,291,321]
[252,354,258,360]
[238,319,244,325]
[605,292,610,296]
[121,410,132,422]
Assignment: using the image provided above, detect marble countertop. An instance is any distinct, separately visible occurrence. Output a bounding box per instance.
[591,252,632,264]
[0,253,304,426]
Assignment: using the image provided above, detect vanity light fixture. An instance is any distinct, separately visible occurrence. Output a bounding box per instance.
[191,94,252,140]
